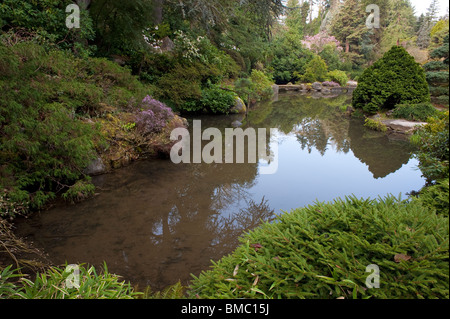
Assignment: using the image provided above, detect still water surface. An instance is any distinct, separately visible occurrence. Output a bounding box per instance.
[15,93,425,290]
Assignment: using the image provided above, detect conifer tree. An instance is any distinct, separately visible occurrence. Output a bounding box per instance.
[353,45,430,113]
[330,0,366,53]
[424,33,449,105]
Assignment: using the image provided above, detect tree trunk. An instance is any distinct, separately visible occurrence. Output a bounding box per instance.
[153,0,164,25]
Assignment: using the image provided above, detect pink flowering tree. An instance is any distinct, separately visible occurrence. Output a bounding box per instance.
[302,32,344,54]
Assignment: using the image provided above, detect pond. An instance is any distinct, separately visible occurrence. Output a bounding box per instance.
[15,92,426,291]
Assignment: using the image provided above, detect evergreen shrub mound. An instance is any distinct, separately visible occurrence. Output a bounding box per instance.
[188,196,449,299]
[392,103,438,122]
[415,178,449,217]
[352,46,430,114]
[411,111,449,183]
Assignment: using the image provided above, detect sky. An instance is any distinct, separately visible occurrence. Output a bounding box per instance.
[282,0,449,19]
[410,0,449,17]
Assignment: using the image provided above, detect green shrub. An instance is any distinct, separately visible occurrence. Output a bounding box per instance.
[410,111,449,183]
[415,178,449,216]
[155,62,221,108]
[392,103,439,121]
[269,35,314,84]
[352,46,430,114]
[177,85,236,114]
[423,61,448,72]
[249,70,274,101]
[429,86,449,97]
[301,55,328,83]
[0,0,95,57]
[188,196,449,299]
[436,95,449,105]
[0,263,141,299]
[426,71,450,84]
[233,71,274,106]
[327,70,349,86]
[364,118,388,132]
[200,86,236,114]
[0,41,153,216]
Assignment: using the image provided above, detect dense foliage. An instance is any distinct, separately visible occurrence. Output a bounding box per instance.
[392,102,439,121]
[411,111,449,184]
[0,40,151,217]
[1,0,449,301]
[424,34,449,106]
[188,196,449,299]
[0,263,140,299]
[352,46,430,114]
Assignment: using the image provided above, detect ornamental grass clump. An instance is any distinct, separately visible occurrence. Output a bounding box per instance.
[188,196,449,299]
[136,96,175,134]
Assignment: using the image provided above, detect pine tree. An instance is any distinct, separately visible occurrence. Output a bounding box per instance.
[330,0,366,53]
[424,33,449,105]
[417,0,441,49]
[285,0,306,37]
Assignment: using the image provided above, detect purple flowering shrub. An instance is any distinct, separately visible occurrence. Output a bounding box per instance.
[322,81,340,87]
[136,96,175,134]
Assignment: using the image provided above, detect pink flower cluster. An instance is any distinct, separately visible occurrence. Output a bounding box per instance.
[136,96,175,134]
[302,32,343,54]
[322,81,341,87]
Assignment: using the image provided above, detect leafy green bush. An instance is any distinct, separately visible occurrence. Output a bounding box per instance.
[200,86,237,114]
[0,264,141,299]
[429,86,449,97]
[0,41,152,217]
[269,34,314,84]
[426,71,450,84]
[156,62,221,108]
[415,178,449,216]
[352,46,430,114]
[364,118,388,132]
[392,103,438,121]
[188,196,449,299]
[178,85,237,114]
[410,111,449,183]
[0,0,95,57]
[300,55,328,83]
[249,70,274,101]
[327,70,349,86]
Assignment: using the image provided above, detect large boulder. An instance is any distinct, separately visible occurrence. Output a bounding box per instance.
[380,119,427,135]
[231,96,247,114]
[271,84,279,95]
[346,80,358,88]
[84,157,106,176]
[160,36,175,52]
[312,82,323,91]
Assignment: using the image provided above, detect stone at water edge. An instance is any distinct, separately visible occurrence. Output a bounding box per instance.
[312,82,323,91]
[231,96,247,114]
[84,157,106,176]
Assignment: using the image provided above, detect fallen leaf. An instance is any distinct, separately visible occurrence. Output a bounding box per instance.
[394,254,412,263]
[253,275,260,287]
[233,264,239,277]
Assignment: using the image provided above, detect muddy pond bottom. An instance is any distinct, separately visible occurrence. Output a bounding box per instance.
[15,93,426,291]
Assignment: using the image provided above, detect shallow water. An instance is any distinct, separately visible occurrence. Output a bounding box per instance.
[15,93,425,290]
